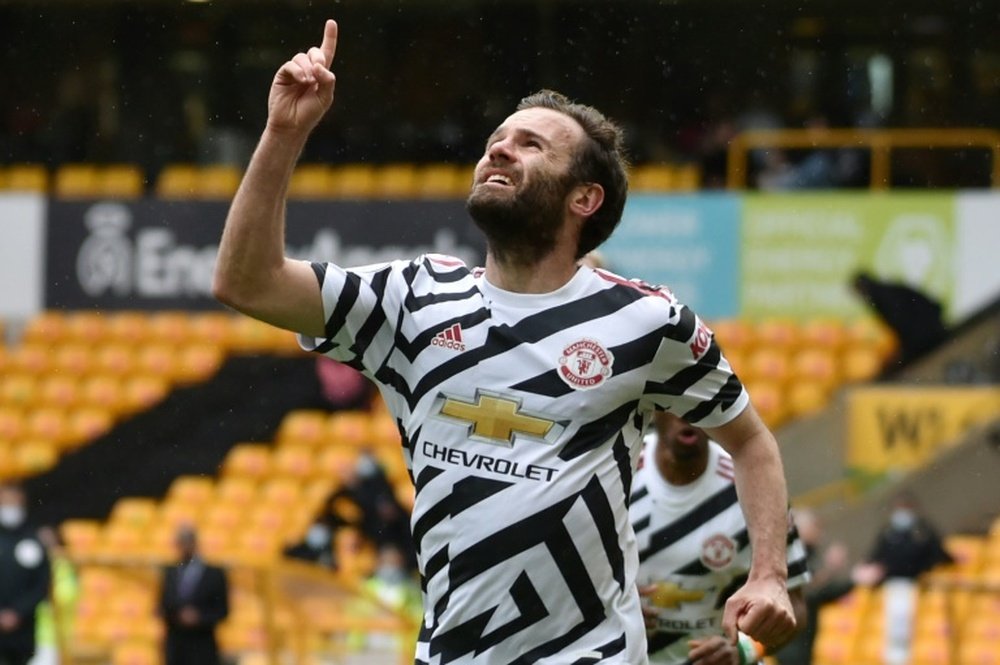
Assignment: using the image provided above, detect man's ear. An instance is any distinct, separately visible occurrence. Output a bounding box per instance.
[568,182,605,218]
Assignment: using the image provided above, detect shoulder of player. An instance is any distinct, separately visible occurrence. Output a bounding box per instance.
[590,267,678,304]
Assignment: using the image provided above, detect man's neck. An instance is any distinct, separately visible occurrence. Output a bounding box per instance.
[483,247,579,294]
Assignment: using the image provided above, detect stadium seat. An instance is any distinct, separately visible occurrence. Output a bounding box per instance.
[259,477,301,506]
[790,348,840,390]
[744,348,792,385]
[369,412,402,449]
[66,406,115,444]
[741,380,787,429]
[223,443,273,481]
[0,407,25,439]
[841,346,884,383]
[327,411,373,448]
[22,311,68,344]
[959,638,1000,665]
[811,631,856,665]
[753,318,800,350]
[800,318,848,351]
[52,343,96,375]
[112,639,162,665]
[215,476,258,504]
[4,164,49,192]
[25,407,72,448]
[96,343,137,376]
[288,164,333,198]
[101,164,145,198]
[147,311,194,344]
[135,343,178,379]
[155,164,199,199]
[417,163,463,198]
[121,375,170,413]
[166,475,216,506]
[66,311,109,343]
[0,443,14,479]
[9,344,52,374]
[909,633,952,665]
[175,343,224,383]
[102,522,147,557]
[630,164,676,192]
[110,497,158,527]
[189,312,237,348]
[374,163,419,198]
[1,373,39,407]
[39,375,82,408]
[673,164,701,191]
[203,501,246,532]
[708,319,755,352]
[54,163,101,198]
[330,163,376,198]
[60,519,103,558]
[277,410,331,447]
[845,317,898,361]
[786,381,831,418]
[196,165,242,199]
[272,445,316,480]
[79,375,126,413]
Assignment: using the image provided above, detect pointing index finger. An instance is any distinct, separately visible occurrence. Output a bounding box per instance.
[320,19,338,67]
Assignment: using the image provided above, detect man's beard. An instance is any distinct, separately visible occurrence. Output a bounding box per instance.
[466,168,574,267]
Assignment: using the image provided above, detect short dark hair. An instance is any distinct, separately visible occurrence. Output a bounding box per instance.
[517,90,629,259]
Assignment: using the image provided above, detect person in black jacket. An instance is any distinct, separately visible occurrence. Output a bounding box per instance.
[158,525,229,665]
[0,482,50,665]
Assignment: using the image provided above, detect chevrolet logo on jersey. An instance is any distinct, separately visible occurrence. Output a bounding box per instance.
[435,392,564,447]
[648,582,706,609]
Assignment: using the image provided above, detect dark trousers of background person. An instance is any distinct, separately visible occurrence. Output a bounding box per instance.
[164,627,222,665]
[0,648,32,665]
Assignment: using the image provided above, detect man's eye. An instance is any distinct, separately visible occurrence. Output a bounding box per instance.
[526,140,541,149]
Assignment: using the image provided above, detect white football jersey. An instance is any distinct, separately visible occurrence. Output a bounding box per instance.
[630,436,810,664]
[300,255,749,665]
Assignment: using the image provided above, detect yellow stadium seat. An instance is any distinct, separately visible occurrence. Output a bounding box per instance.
[374,163,419,198]
[753,318,800,350]
[60,519,103,558]
[0,407,23,440]
[791,348,840,390]
[959,638,1000,665]
[156,164,198,199]
[801,318,848,351]
[315,446,359,481]
[1,373,39,407]
[102,522,147,556]
[845,317,898,361]
[743,380,788,430]
[203,501,246,532]
[327,411,373,448]
[277,410,331,447]
[369,412,402,449]
[111,497,158,527]
[786,381,831,419]
[196,165,241,199]
[14,439,58,475]
[166,475,215,506]
[66,311,109,344]
[630,164,676,192]
[330,163,376,198]
[744,348,792,385]
[9,344,52,374]
[66,406,115,444]
[708,319,755,352]
[5,164,49,192]
[909,633,951,665]
[112,640,162,665]
[95,343,137,376]
[54,163,101,198]
[147,311,194,344]
[189,312,236,348]
[222,443,272,480]
[229,316,287,353]
[52,343,95,375]
[25,407,72,447]
[841,346,884,383]
[135,343,178,379]
[673,164,701,191]
[417,163,463,198]
[259,477,301,506]
[22,311,68,344]
[174,343,224,384]
[812,631,856,665]
[0,443,15,479]
[101,164,145,198]
[216,476,257,504]
[121,375,169,413]
[272,445,316,480]
[39,375,81,408]
[288,164,333,198]
[79,375,125,413]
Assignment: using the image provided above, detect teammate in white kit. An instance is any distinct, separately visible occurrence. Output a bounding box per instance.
[631,413,809,664]
[213,20,798,664]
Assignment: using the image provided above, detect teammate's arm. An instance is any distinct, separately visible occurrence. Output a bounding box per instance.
[213,20,338,337]
[703,403,796,651]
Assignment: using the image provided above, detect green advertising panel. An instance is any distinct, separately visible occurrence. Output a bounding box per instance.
[741,193,955,321]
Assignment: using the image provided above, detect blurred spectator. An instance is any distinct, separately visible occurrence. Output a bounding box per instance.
[851,271,949,365]
[284,518,336,569]
[775,508,854,665]
[158,525,229,665]
[327,452,415,570]
[29,527,78,665]
[758,113,866,191]
[0,482,50,665]
[315,357,374,411]
[853,492,953,665]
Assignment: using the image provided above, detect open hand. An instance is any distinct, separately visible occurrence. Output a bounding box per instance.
[268,20,338,135]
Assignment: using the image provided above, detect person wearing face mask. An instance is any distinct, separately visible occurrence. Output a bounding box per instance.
[284,518,335,568]
[0,482,50,665]
[854,492,953,665]
[158,525,229,665]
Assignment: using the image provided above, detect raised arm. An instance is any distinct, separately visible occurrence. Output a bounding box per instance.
[212,20,339,337]
[703,403,797,651]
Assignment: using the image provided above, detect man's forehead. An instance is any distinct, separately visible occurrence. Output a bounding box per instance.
[497,107,584,141]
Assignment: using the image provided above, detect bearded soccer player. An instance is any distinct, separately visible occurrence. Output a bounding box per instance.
[213,20,797,664]
[631,413,809,664]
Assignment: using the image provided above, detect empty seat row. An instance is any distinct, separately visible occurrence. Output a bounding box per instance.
[0,161,703,198]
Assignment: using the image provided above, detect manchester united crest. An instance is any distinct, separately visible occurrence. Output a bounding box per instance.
[558,339,614,390]
[700,533,737,570]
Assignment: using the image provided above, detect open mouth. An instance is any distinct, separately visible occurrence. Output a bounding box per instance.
[483,173,514,187]
[676,427,700,445]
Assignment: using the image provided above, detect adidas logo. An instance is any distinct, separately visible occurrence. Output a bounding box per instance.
[431,323,466,351]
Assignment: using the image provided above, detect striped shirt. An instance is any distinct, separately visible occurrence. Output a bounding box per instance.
[630,438,810,664]
[300,255,749,665]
